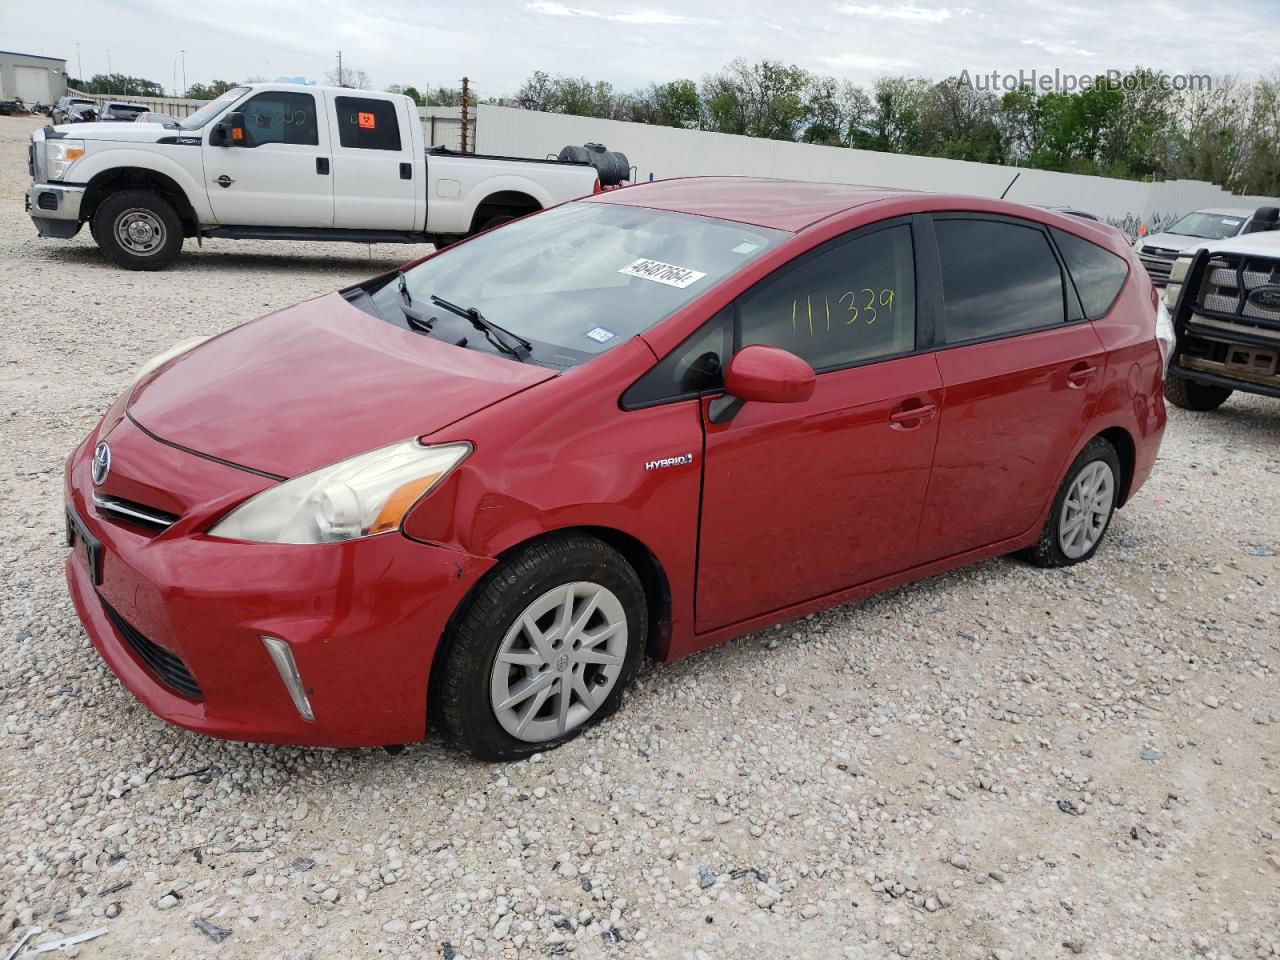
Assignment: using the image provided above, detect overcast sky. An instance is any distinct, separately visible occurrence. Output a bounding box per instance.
[2,0,1275,98]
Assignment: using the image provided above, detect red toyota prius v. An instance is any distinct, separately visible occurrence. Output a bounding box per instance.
[65,179,1170,758]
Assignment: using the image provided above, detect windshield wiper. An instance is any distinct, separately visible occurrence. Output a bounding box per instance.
[430,294,532,360]
[393,271,439,333]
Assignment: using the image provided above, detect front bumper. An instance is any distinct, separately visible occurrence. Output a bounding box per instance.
[26,182,85,238]
[65,424,495,747]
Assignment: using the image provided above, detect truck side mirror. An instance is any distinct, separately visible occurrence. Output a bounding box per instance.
[213,111,247,147]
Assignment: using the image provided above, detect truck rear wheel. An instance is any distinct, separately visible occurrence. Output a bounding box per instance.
[92,190,183,271]
[1164,370,1232,411]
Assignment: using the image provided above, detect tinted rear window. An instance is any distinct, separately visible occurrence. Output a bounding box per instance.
[335,97,401,150]
[936,219,1065,344]
[1052,228,1129,319]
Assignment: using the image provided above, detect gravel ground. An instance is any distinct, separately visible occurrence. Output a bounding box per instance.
[1,113,1278,960]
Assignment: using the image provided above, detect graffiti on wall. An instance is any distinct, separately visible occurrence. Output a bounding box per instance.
[1105,211,1182,240]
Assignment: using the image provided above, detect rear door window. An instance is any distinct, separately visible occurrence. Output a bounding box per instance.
[935,218,1065,344]
[1051,228,1129,319]
[334,96,402,151]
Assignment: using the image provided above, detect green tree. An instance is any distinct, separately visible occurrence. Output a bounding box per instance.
[184,80,238,100]
[71,74,162,96]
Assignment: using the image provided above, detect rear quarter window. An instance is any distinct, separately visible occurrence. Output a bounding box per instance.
[1051,227,1130,319]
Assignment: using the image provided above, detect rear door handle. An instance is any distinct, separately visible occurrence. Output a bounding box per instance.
[399,162,412,179]
[316,157,330,175]
[1066,362,1097,388]
[889,401,937,429]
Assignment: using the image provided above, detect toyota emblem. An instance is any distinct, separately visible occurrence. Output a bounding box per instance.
[91,442,111,486]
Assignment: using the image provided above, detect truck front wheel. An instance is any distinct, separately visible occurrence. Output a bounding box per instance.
[1164,370,1232,411]
[92,190,183,271]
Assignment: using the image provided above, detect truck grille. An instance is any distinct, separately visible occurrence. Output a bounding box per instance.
[1138,249,1177,283]
[1195,255,1280,329]
[100,597,204,701]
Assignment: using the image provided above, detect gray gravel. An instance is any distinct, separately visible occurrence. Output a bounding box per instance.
[2,114,1279,959]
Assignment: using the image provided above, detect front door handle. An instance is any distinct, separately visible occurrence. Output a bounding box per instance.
[316,157,330,175]
[1066,362,1097,388]
[889,400,937,430]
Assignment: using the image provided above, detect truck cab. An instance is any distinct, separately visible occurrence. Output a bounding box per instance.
[25,83,600,270]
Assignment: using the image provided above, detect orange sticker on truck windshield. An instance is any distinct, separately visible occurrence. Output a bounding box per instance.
[358,112,376,129]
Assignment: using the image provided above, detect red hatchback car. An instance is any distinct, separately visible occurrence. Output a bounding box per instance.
[65,179,1170,758]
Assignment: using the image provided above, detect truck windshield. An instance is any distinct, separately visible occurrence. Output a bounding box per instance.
[178,87,250,130]
[381,201,787,369]
[1167,212,1245,239]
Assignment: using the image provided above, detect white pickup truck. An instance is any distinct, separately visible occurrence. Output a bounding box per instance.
[24,83,602,270]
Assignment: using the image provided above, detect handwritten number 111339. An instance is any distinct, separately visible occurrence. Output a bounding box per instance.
[791,288,896,335]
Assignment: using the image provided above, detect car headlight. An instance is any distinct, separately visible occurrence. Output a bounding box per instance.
[208,440,472,545]
[1132,238,1145,253]
[46,139,85,181]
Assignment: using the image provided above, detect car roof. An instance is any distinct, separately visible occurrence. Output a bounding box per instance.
[590,177,913,232]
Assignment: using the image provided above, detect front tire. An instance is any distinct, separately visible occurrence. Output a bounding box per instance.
[1023,436,1121,568]
[92,190,183,271]
[435,535,647,760]
[1164,370,1232,411]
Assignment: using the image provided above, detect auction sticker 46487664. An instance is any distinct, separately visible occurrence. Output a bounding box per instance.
[618,258,707,289]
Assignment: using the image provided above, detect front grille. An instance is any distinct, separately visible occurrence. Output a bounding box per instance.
[100,597,203,701]
[1139,252,1175,282]
[93,494,179,531]
[1195,254,1280,328]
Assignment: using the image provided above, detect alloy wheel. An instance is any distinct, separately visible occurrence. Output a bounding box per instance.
[489,581,628,743]
[1058,460,1115,559]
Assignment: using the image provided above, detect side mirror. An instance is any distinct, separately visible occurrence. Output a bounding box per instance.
[213,111,247,146]
[709,344,815,423]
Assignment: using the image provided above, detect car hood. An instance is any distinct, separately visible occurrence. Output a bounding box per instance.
[1138,232,1220,254]
[53,121,181,142]
[127,292,555,478]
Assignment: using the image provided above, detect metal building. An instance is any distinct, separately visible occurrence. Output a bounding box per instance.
[0,50,68,105]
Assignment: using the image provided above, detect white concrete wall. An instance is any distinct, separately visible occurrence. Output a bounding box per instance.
[474,104,1279,234]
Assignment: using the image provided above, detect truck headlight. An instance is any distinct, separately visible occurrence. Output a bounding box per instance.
[208,440,471,545]
[46,139,85,181]
[1167,256,1191,284]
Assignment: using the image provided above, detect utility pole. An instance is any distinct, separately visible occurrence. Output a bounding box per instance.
[337,50,343,87]
[180,49,186,97]
[75,42,82,85]
[106,49,112,92]
[173,61,177,98]
[460,76,470,154]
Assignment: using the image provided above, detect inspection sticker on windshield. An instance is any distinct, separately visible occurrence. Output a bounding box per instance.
[619,258,707,289]
[585,326,616,343]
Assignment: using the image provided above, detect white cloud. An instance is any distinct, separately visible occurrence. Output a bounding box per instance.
[837,3,955,23]
[1022,37,1097,58]
[525,2,711,25]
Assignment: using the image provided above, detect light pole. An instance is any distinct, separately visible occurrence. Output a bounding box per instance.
[75,42,83,85]
[180,50,186,97]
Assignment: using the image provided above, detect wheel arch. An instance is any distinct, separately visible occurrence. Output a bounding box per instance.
[426,524,672,731]
[83,167,201,236]
[1094,425,1136,506]
[468,189,543,233]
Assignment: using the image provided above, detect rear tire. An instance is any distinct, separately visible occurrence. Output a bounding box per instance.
[1023,436,1121,568]
[1164,370,1232,411]
[92,190,183,271]
[434,535,647,760]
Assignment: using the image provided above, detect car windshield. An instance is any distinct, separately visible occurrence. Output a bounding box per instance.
[1166,212,1245,239]
[179,86,250,130]
[379,201,787,369]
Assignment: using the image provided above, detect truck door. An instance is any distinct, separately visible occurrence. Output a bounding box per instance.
[203,89,333,227]
[324,93,418,231]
